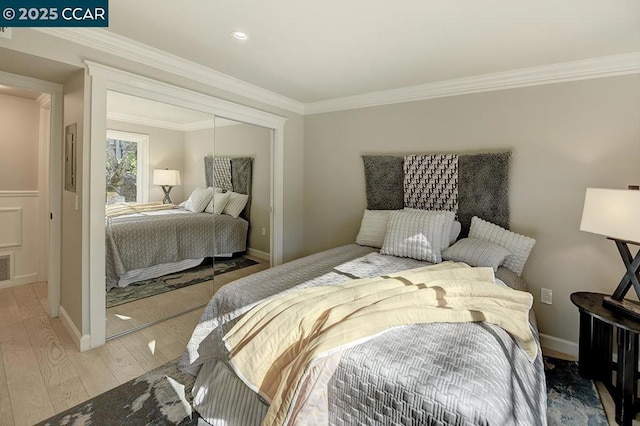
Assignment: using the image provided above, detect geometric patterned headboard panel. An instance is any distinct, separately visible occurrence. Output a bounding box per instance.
[204,155,254,220]
[362,151,511,236]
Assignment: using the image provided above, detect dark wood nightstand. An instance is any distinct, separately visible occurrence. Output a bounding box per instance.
[571,292,640,426]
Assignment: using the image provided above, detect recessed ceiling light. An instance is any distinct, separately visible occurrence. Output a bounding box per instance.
[232,31,248,40]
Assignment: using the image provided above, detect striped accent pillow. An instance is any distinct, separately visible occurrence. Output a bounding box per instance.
[223,192,249,218]
[442,238,511,272]
[381,210,454,263]
[469,216,536,276]
[185,187,214,213]
[355,210,394,248]
[403,208,456,250]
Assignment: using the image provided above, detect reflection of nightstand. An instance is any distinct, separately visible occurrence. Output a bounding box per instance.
[571,292,640,426]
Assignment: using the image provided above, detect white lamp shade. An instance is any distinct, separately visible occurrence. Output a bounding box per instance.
[153,169,181,186]
[580,188,640,243]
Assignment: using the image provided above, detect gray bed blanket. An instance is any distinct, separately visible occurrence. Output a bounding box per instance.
[105,210,248,289]
[180,244,546,425]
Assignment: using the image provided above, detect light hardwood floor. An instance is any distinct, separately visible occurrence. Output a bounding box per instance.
[0,256,269,426]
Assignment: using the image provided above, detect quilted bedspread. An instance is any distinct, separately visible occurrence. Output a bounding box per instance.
[105,209,248,289]
[179,244,546,425]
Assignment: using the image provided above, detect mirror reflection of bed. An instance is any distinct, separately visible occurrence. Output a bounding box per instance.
[103,91,271,339]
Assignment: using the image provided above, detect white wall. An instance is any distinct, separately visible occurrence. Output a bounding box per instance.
[303,74,640,347]
[107,119,186,204]
[0,94,43,288]
[0,94,40,190]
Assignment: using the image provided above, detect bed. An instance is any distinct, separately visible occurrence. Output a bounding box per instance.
[105,156,253,290]
[179,151,547,425]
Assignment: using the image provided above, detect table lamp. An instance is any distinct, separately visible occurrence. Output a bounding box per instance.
[153,169,181,204]
[580,186,640,318]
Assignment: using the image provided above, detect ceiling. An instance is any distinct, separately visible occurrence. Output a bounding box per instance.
[0,46,81,84]
[106,0,640,103]
[0,85,42,100]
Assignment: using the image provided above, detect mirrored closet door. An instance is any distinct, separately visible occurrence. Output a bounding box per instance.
[104,90,216,339]
[210,116,272,294]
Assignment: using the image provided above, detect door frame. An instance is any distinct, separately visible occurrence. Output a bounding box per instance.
[86,61,287,349]
[0,70,63,318]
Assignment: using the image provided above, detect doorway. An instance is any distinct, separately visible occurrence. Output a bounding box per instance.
[0,70,63,320]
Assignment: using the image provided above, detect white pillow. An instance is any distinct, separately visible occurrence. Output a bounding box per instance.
[442,238,511,272]
[184,187,214,213]
[469,216,536,276]
[223,191,249,218]
[381,210,455,263]
[449,221,462,246]
[355,210,394,248]
[205,191,231,215]
[403,208,456,250]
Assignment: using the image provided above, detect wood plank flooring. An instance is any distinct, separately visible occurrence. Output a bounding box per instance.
[105,257,269,338]
[0,256,269,425]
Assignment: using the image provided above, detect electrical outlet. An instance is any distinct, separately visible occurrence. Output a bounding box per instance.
[261,227,266,236]
[541,288,553,305]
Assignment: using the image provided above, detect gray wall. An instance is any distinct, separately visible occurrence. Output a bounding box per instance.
[182,128,214,198]
[0,94,40,190]
[107,119,187,204]
[303,74,640,345]
[61,69,85,330]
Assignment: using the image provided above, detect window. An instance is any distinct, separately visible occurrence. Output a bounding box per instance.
[105,130,149,204]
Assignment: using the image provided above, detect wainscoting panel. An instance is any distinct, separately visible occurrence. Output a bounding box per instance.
[0,207,22,248]
[0,191,40,288]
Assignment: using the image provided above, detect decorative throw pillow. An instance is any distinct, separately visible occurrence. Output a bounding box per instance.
[184,187,214,213]
[403,208,456,251]
[450,220,462,246]
[469,216,536,276]
[355,210,393,248]
[205,191,231,215]
[223,192,249,218]
[442,238,511,272]
[381,210,455,263]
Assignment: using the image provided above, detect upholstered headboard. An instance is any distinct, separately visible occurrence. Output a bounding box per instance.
[362,151,511,236]
[204,155,253,220]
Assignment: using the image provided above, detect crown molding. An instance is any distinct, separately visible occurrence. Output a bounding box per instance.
[305,51,640,115]
[34,28,305,115]
[30,29,640,116]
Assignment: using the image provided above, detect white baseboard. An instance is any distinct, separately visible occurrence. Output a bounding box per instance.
[59,305,91,352]
[540,333,579,357]
[247,248,270,260]
[0,272,38,289]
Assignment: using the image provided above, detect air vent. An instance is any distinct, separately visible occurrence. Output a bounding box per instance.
[0,253,12,282]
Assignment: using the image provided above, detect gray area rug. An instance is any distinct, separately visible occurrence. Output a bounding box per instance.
[106,257,258,308]
[38,355,608,425]
[545,356,608,425]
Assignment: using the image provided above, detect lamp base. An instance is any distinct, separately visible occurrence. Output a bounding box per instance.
[603,296,640,321]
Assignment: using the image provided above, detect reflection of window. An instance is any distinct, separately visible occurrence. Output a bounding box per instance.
[105,130,149,204]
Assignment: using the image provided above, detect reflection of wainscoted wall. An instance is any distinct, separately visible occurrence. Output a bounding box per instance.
[0,191,40,288]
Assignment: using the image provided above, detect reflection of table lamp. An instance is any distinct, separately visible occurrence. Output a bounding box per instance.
[580,186,640,318]
[153,169,181,204]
